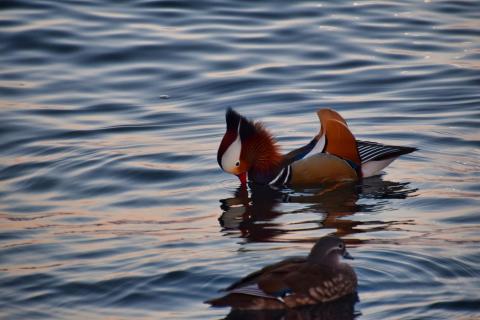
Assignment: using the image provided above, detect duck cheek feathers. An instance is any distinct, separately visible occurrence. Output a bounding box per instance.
[220,134,242,174]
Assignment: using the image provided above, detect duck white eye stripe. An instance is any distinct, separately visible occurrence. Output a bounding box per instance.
[220,120,242,173]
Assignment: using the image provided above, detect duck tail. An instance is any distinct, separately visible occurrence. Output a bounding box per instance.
[357,140,418,177]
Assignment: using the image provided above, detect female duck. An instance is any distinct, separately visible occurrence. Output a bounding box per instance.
[206,235,357,310]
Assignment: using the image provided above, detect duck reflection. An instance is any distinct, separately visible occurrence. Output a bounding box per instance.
[222,294,358,320]
[218,176,417,242]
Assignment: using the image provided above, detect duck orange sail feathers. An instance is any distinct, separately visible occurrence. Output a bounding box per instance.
[217,108,417,186]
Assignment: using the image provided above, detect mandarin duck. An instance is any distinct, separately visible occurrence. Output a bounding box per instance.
[206,235,357,310]
[217,108,417,186]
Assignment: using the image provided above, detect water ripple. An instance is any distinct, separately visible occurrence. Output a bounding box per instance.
[1,0,479,319]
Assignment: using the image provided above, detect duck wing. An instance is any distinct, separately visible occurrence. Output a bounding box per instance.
[284,109,361,167]
[205,257,305,309]
[225,257,305,291]
[319,109,361,166]
[282,264,358,305]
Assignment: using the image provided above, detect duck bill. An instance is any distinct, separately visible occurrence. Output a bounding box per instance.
[343,250,354,260]
[236,172,247,186]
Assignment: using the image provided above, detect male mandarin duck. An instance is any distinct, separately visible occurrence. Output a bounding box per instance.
[206,235,357,310]
[217,108,417,186]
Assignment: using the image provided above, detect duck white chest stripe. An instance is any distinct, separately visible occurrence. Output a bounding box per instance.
[269,167,285,185]
[269,165,292,186]
[284,165,291,184]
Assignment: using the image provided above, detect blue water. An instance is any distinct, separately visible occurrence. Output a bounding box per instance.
[1,0,479,319]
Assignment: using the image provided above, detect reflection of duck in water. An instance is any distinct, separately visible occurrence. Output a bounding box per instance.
[222,297,357,320]
[219,178,417,242]
[206,236,357,311]
[217,108,416,186]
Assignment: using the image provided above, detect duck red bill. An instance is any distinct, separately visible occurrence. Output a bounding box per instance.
[236,172,247,185]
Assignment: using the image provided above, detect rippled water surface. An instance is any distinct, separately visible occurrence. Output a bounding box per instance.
[1,0,480,319]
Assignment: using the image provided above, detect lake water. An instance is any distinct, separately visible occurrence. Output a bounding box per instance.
[1,0,479,319]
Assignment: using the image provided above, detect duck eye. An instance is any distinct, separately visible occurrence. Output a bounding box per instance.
[235,161,240,167]
[338,244,344,249]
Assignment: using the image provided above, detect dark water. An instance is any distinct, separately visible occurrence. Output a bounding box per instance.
[1,0,480,319]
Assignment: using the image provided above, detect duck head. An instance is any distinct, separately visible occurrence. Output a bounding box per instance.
[308,235,354,266]
[217,108,282,185]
